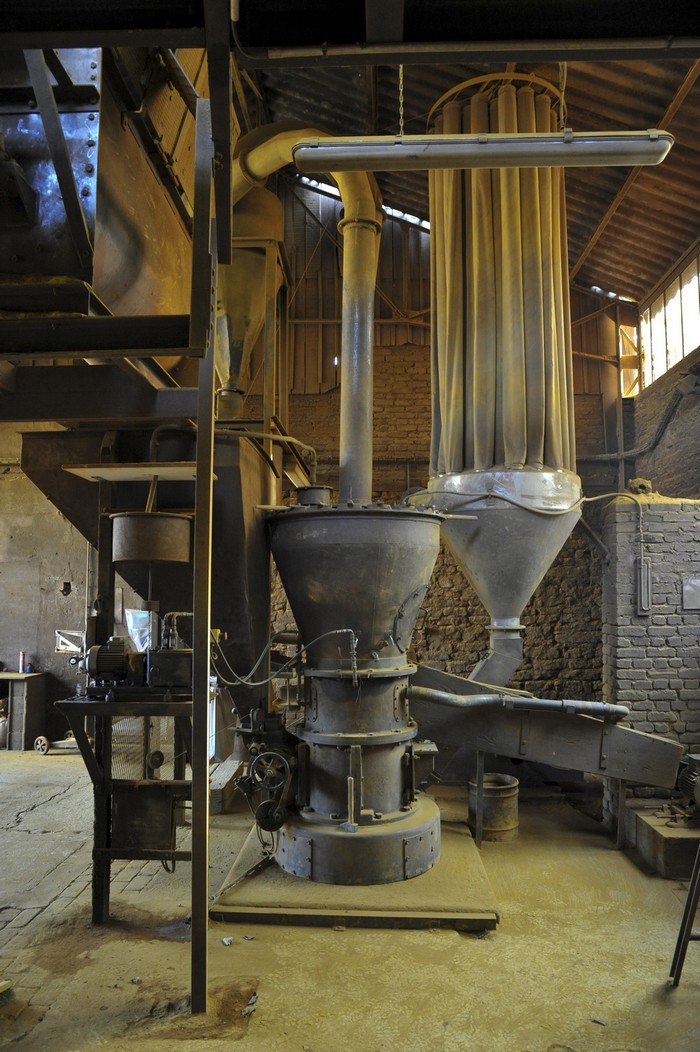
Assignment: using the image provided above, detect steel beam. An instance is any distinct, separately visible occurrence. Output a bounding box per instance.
[277,286,289,431]
[235,39,700,70]
[23,49,94,274]
[41,48,74,87]
[262,244,278,502]
[0,366,197,424]
[0,314,193,358]
[1,4,206,49]
[0,279,93,314]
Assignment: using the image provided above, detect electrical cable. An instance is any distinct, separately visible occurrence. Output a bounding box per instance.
[582,491,646,564]
[408,489,584,516]
[210,627,358,688]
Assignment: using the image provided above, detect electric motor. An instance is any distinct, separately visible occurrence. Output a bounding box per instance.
[86,637,144,684]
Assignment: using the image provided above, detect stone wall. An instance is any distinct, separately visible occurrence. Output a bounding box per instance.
[264,341,605,702]
[413,530,603,700]
[602,494,700,751]
[0,428,88,732]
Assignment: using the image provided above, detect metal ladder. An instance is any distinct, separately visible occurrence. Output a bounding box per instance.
[670,842,700,986]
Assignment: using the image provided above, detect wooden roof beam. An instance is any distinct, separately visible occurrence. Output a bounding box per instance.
[569,59,700,283]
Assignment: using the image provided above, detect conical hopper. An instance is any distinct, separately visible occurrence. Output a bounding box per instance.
[427,469,581,624]
[269,504,442,670]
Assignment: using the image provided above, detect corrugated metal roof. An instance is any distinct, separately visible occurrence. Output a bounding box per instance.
[255,56,700,303]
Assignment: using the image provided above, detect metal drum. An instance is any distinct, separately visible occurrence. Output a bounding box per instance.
[111,512,191,563]
[468,773,519,841]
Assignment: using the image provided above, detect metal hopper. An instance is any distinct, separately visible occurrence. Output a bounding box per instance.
[426,468,581,684]
[425,80,582,684]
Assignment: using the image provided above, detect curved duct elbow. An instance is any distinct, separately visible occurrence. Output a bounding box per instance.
[230,122,383,498]
[232,121,382,225]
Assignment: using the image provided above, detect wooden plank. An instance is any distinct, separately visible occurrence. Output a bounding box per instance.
[209,906,498,930]
[210,757,244,815]
[63,462,206,482]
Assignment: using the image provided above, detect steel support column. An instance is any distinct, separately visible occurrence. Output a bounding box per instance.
[263,243,278,504]
[190,98,216,1016]
[278,285,289,432]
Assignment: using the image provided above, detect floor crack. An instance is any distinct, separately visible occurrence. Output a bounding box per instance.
[10,781,86,830]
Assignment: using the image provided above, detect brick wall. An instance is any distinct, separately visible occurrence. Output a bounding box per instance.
[602,495,700,751]
[265,342,604,702]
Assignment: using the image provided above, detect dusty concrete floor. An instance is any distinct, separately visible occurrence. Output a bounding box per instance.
[1,751,699,1052]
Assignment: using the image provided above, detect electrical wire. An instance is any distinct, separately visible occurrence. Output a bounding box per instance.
[582,491,646,566]
[408,489,584,517]
[210,628,358,688]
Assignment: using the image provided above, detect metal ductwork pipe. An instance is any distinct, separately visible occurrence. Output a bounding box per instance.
[405,684,630,722]
[337,214,379,501]
[231,124,382,498]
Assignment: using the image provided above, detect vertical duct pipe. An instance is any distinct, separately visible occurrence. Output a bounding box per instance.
[337,213,380,501]
[230,126,382,495]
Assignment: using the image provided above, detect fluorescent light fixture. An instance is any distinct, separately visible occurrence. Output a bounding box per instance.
[292,130,674,173]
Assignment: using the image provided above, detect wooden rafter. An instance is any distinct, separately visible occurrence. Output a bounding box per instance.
[569,59,700,282]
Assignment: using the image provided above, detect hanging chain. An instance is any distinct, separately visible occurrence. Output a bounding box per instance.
[399,64,405,137]
[558,61,567,130]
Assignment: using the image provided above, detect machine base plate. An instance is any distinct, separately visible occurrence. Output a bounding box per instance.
[210,819,499,931]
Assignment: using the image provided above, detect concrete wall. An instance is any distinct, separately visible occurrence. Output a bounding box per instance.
[0,427,87,733]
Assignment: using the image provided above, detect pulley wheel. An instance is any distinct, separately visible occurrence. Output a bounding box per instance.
[249,751,290,790]
[256,799,287,832]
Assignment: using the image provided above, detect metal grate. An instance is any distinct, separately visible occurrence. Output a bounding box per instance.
[110,717,147,780]
[109,716,183,780]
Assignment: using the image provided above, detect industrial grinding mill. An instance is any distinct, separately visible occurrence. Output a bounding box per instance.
[224,80,681,896]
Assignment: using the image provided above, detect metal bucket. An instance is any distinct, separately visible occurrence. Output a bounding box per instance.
[468,773,519,841]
